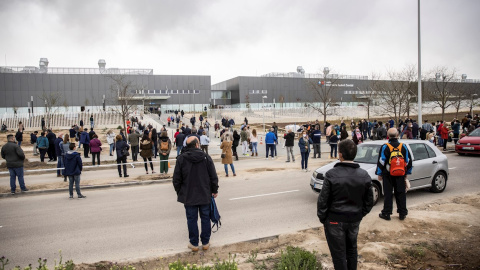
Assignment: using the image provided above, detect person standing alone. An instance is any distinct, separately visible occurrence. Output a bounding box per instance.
[1,134,28,195]
[173,136,219,252]
[376,128,412,221]
[284,129,295,162]
[317,139,374,269]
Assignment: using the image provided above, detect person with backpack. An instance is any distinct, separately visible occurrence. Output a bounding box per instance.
[115,134,130,177]
[376,128,413,221]
[158,131,172,174]
[140,134,155,174]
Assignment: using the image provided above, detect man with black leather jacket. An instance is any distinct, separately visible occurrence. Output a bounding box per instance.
[317,139,374,270]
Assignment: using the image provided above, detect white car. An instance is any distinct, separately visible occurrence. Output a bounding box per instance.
[310,140,449,205]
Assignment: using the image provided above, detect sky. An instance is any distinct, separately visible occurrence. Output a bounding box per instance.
[0,0,479,84]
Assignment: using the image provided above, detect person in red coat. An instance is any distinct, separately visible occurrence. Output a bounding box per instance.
[440,124,450,151]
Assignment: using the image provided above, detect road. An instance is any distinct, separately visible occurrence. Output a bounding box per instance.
[0,152,478,267]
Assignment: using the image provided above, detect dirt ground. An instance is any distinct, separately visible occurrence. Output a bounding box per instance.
[71,193,480,270]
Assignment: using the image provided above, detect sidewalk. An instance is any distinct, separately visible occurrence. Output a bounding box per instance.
[0,137,334,196]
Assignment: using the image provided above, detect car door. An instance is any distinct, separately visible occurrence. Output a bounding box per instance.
[407,143,435,187]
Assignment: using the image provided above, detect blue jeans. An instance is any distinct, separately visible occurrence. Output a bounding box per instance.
[266,144,275,158]
[90,121,94,129]
[330,143,338,158]
[9,167,26,192]
[177,145,183,156]
[251,142,258,154]
[224,164,235,175]
[109,144,114,155]
[301,151,309,169]
[57,156,64,176]
[185,204,211,246]
[68,175,82,196]
[17,141,22,146]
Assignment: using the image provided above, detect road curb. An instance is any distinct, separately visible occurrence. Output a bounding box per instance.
[0,178,173,198]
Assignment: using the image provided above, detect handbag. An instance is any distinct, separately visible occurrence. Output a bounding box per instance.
[121,147,130,156]
[221,152,226,159]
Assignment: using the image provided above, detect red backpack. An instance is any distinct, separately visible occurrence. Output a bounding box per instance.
[386,143,406,176]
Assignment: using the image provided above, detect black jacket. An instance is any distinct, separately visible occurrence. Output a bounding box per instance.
[1,142,25,168]
[173,148,219,206]
[46,132,56,145]
[15,131,23,142]
[115,140,130,159]
[284,132,295,147]
[317,162,374,223]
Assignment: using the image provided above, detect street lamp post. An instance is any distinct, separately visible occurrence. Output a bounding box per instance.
[262,95,267,135]
[31,96,34,116]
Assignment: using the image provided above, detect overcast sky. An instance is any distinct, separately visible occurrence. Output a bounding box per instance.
[0,0,479,84]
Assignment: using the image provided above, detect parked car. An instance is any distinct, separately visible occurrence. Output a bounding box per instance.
[310,140,449,205]
[455,128,480,155]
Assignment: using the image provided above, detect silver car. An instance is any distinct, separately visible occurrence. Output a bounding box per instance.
[310,140,449,205]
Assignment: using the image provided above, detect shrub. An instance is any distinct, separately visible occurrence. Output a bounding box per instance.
[274,246,322,270]
[117,125,123,129]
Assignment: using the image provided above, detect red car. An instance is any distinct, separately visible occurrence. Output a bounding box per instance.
[455,128,480,155]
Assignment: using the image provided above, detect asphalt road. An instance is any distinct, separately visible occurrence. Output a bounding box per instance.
[0,152,478,267]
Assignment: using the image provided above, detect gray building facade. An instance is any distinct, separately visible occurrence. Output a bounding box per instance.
[0,59,211,114]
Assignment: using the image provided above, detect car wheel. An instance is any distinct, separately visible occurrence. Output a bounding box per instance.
[371,182,380,206]
[430,171,447,193]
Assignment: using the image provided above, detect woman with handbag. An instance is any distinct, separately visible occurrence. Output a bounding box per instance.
[90,134,102,166]
[328,129,339,159]
[298,131,313,172]
[140,134,155,174]
[220,132,236,177]
[115,134,129,177]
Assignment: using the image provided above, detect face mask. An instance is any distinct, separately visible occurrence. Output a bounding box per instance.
[303,134,306,137]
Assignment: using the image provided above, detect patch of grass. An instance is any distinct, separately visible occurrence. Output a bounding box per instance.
[274,246,322,270]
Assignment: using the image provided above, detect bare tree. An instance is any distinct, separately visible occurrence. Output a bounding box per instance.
[424,67,457,121]
[105,75,139,130]
[39,91,62,127]
[307,68,341,123]
[399,65,418,119]
[354,72,381,120]
[373,70,411,126]
[463,83,480,116]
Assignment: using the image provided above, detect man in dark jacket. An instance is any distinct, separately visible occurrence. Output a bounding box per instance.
[46,129,57,161]
[79,128,90,158]
[30,131,39,155]
[376,128,413,221]
[54,134,64,177]
[1,134,28,194]
[317,139,373,270]
[173,136,219,252]
[284,129,295,162]
[311,125,322,158]
[15,129,23,146]
[175,130,185,156]
[412,120,419,139]
[88,128,96,140]
[64,143,86,199]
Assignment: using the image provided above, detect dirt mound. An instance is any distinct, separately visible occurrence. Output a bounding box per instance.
[75,193,480,269]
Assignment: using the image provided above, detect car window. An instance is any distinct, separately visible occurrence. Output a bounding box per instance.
[425,144,437,158]
[409,143,429,160]
[354,144,381,164]
[468,128,480,137]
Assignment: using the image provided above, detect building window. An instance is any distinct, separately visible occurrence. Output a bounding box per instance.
[262,90,267,94]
